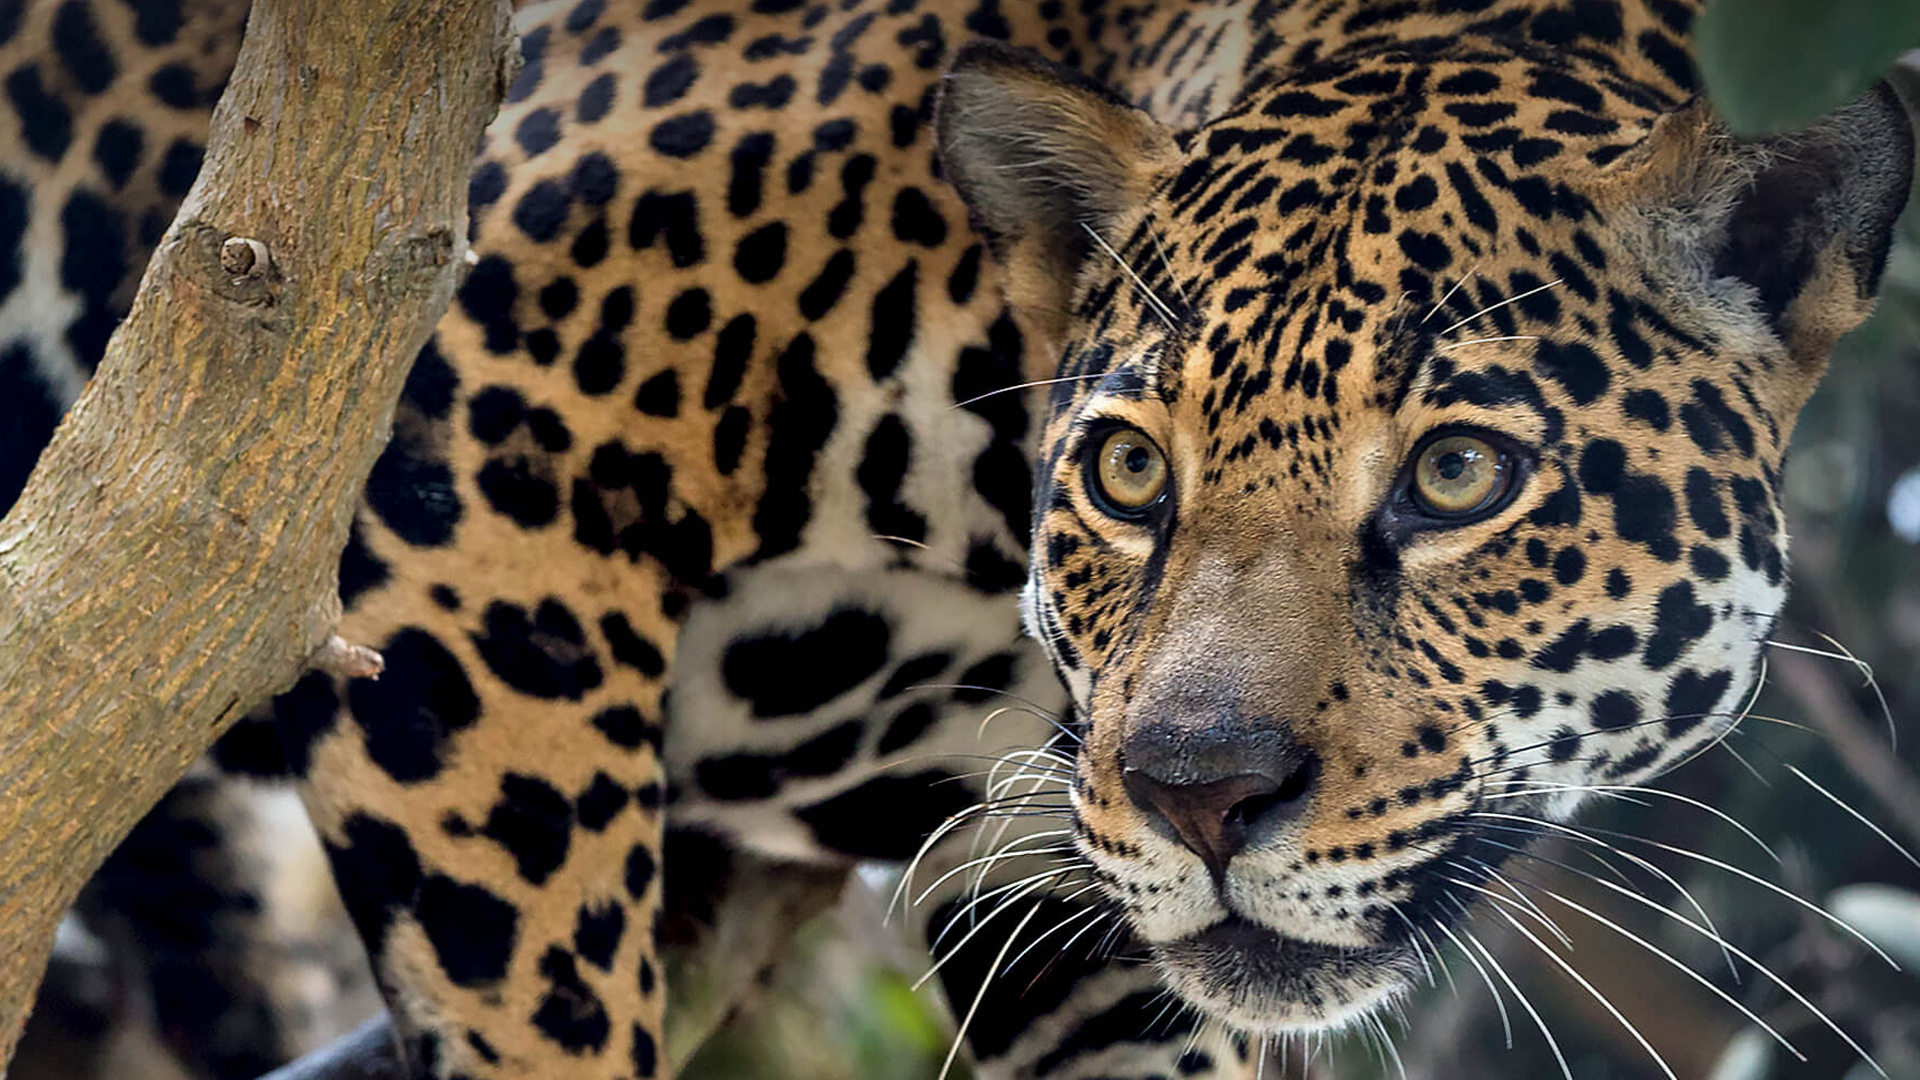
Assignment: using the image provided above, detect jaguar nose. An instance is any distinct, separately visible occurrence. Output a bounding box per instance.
[1121,723,1318,883]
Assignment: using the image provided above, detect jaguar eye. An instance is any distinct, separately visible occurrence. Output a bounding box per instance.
[1088,427,1168,517]
[1410,432,1510,518]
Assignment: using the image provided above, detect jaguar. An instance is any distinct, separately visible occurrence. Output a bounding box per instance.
[2,0,1912,1076]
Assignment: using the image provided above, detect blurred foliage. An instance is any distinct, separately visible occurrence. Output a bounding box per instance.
[1697,0,1920,133]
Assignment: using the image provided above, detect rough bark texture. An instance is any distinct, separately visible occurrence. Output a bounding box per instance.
[0,0,516,1066]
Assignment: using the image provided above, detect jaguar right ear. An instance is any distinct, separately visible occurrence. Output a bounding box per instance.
[937,41,1180,346]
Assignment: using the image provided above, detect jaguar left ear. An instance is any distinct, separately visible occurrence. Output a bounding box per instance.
[937,40,1180,345]
[1624,82,1914,375]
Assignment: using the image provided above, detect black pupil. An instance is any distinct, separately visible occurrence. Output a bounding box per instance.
[1124,445,1151,474]
[1436,451,1466,481]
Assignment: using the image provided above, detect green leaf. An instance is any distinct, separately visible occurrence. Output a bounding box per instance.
[1696,0,1920,134]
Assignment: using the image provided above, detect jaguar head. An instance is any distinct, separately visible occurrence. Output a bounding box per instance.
[937,39,1912,1033]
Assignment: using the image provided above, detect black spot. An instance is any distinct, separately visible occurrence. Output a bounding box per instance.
[477,453,560,527]
[416,874,519,986]
[531,948,611,1053]
[513,180,571,242]
[795,771,976,859]
[92,120,144,188]
[665,288,712,339]
[953,653,1016,703]
[1643,581,1712,670]
[734,221,788,283]
[625,843,657,899]
[787,720,866,777]
[472,599,604,700]
[576,773,631,831]
[323,813,422,960]
[515,108,561,157]
[573,333,625,396]
[752,333,838,556]
[858,414,926,545]
[346,629,481,783]
[628,191,704,266]
[634,370,680,417]
[217,670,339,779]
[1621,389,1669,431]
[365,429,462,546]
[706,314,755,407]
[890,187,947,246]
[645,54,698,107]
[877,701,940,754]
[721,608,890,717]
[573,902,625,971]
[1662,667,1733,737]
[1530,620,1589,673]
[798,248,856,320]
[727,132,773,217]
[53,1,116,94]
[632,1024,659,1077]
[695,753,780,799]
[578,73,616,122]
[591,704,659,752]
[156,137,202,197]
[0,344,61,510]
[459,255,522,354]
[650,111,716,157]
[713,406,750,474]
[482,774,575,885]
[405,339,458,419]
[122,0,183,44]
[1684,468,1729,538]
[867,263,917,378]
[581,25,621,63]
[569,152,619,207]
[924,895,1112,1063]
[1589,690,1640,731]
[879,651,952,699]
[8,67,73,160]
[1533,340,1608,405]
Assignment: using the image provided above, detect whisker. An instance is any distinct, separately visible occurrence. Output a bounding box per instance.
[1081,223,1180,330]
[1432,919,1516,1053]
[1484,781,1779,863]
[918,871,1072,988]
[1489,904,1679,1080]
[1469,820,1739,979]
[1781,759,1920,870]
[939,896,1047,1080]
[1767,633,1898,748]
[1423,264,1481,324]
[1438,277,1563,337]
[950,371,1115,410]
[1494,879,1808,1064]
[1485,812,1886,1075]
[1581,823,1900,969]
[1437,334,1539,352]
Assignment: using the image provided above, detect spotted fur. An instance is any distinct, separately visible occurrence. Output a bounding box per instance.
[2,0,1911,1076]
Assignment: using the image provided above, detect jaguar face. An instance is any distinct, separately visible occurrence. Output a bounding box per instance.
[938,41,1913,1033]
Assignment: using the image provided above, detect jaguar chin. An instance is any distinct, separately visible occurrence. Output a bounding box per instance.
[1153,916,1416,1034]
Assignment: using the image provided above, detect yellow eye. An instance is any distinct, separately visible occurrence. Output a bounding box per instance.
[1411,433,1508,517]
[1090,427,1168,515]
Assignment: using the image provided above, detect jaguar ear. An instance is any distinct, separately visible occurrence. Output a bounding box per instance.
[937,40,1180,345]
[1626,82,1913,382]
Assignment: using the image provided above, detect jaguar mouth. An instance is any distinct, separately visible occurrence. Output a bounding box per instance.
[1151,916,1412,1032]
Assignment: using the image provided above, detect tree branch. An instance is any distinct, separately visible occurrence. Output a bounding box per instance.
[0,0,515,1066]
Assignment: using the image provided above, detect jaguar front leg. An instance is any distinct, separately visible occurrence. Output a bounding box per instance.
[285,509,682,1079]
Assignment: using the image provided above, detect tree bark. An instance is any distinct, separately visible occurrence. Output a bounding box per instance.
[0,0,516,1066]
